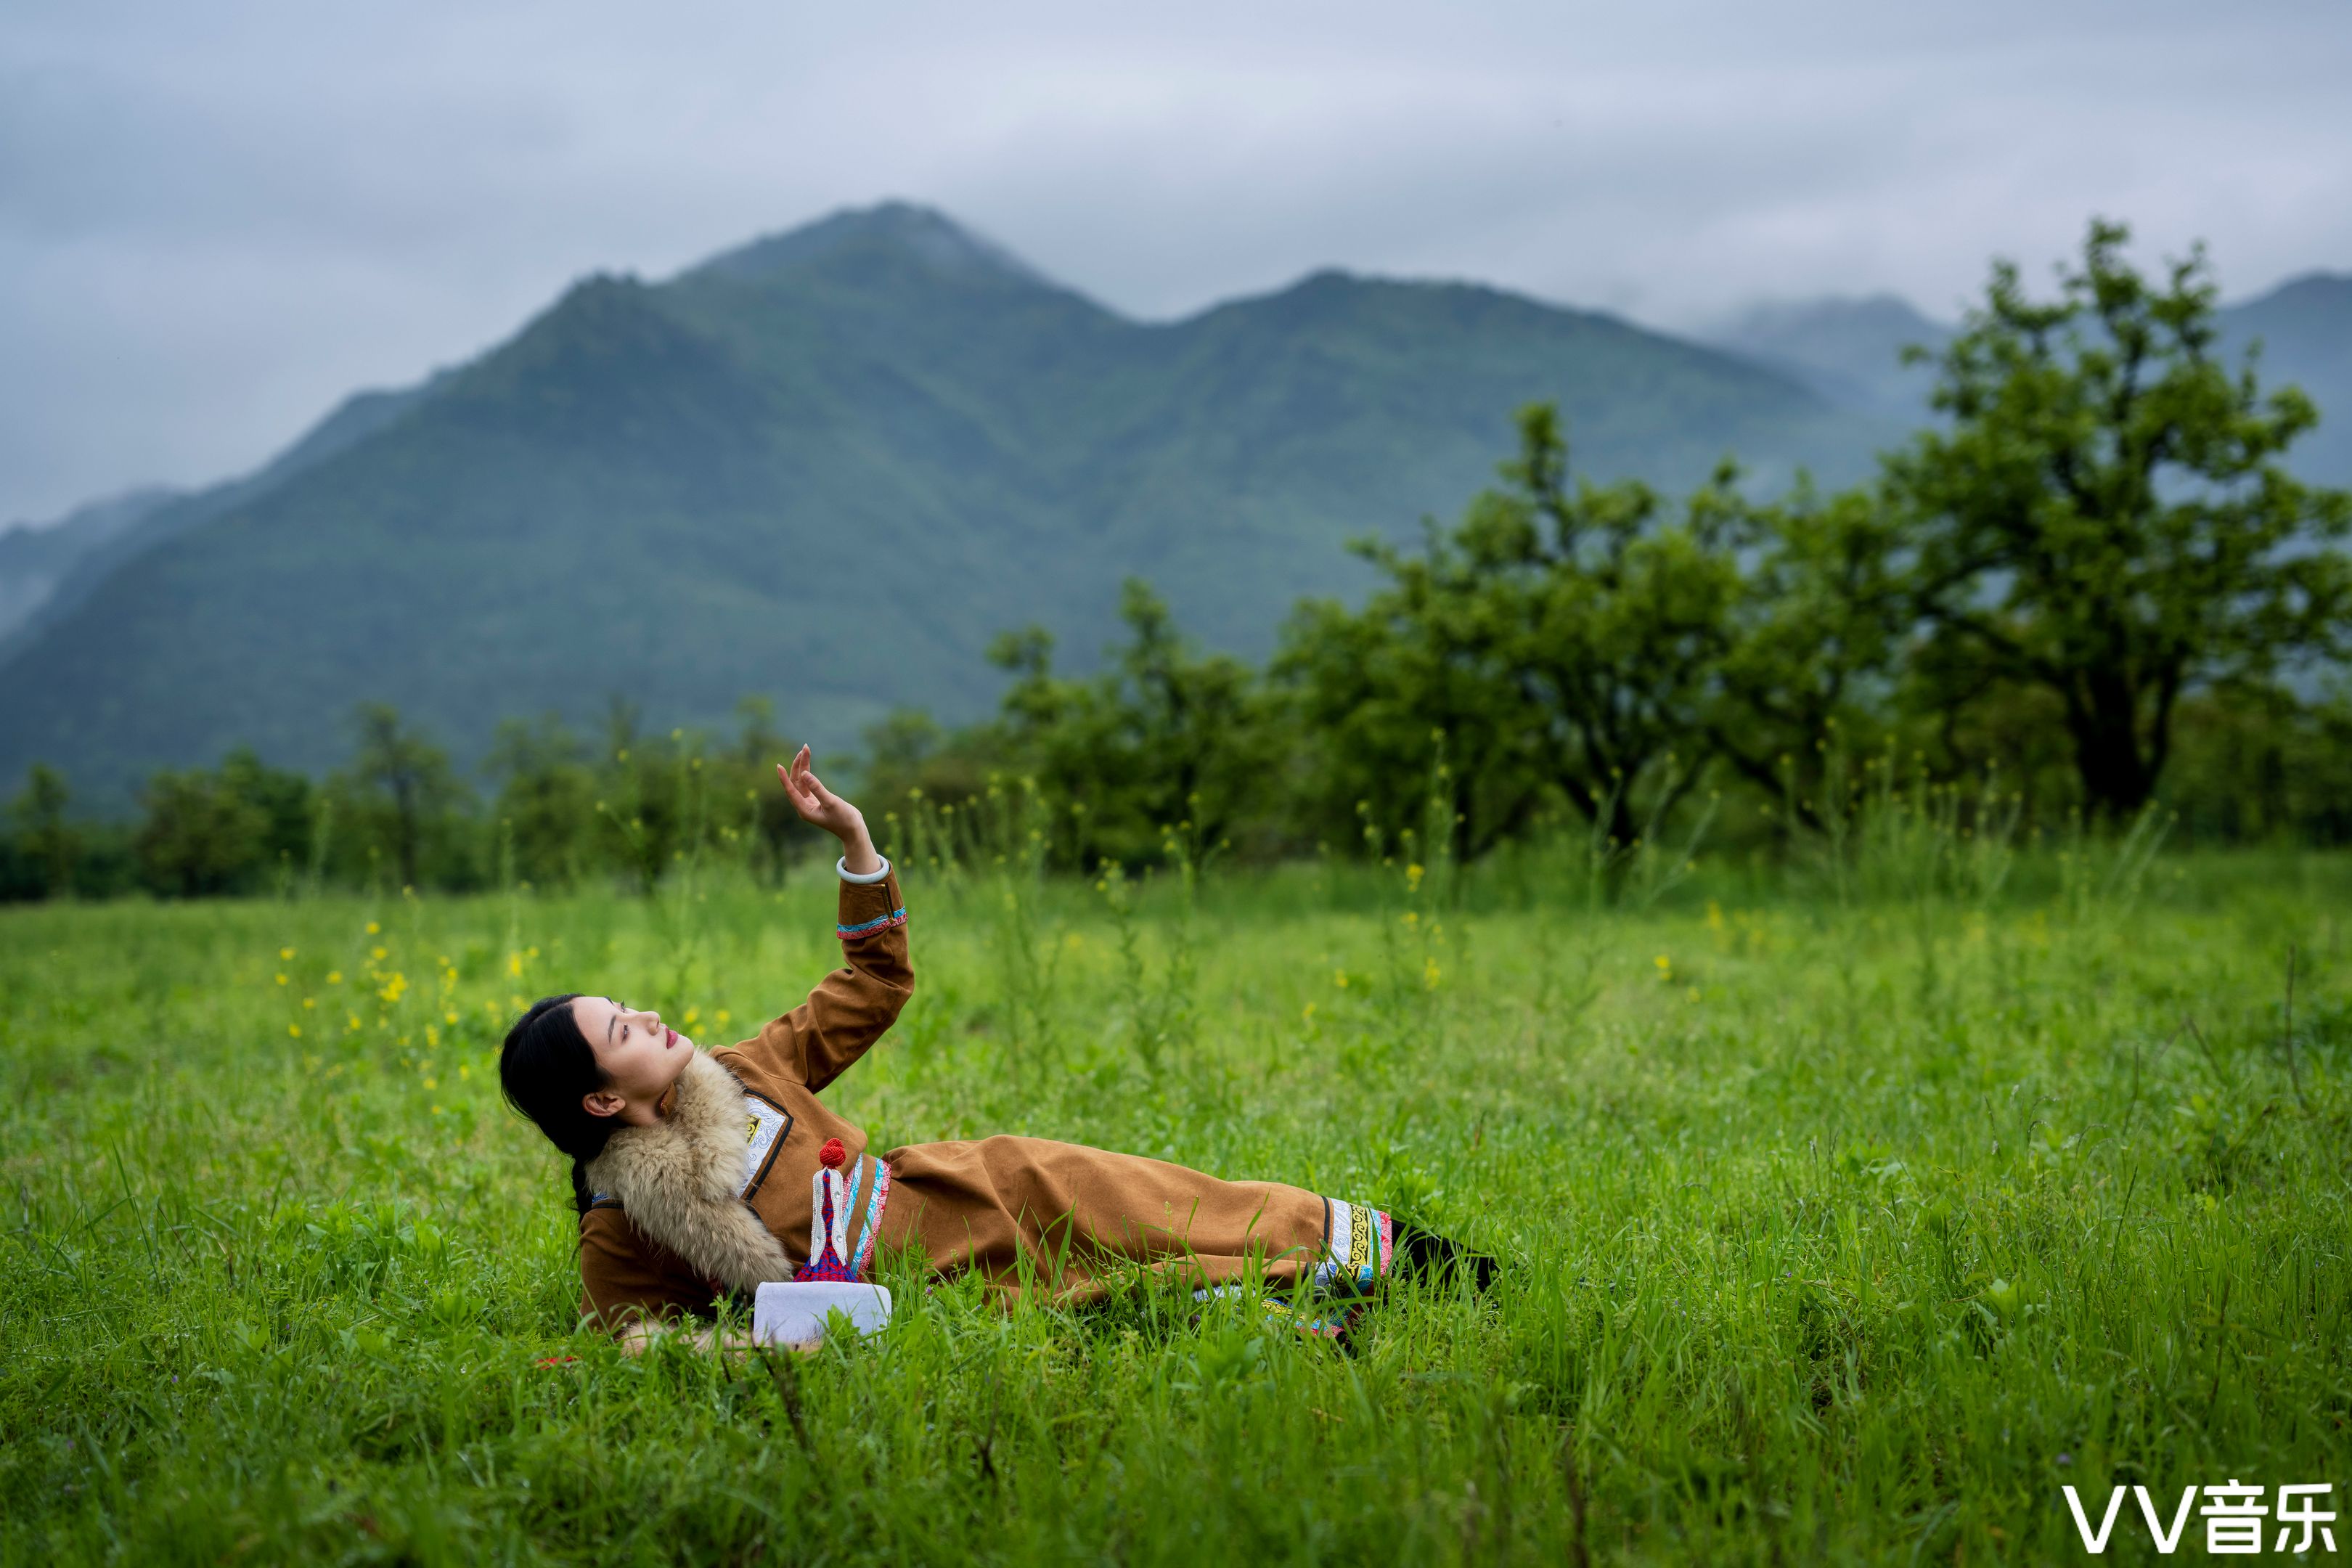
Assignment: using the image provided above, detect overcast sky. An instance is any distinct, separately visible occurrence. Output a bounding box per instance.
[4,0,2348,526]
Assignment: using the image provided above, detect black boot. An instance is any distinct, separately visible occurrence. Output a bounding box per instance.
[1395,1225,1499,1293]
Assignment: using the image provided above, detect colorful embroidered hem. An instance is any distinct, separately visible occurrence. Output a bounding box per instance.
[1312,1196,1394,1297]
[796,1153,891,1283]
[837,907,908,940]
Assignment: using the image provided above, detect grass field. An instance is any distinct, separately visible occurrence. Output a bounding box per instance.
[4,828,2348,1564]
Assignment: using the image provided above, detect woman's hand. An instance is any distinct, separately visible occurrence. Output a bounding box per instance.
[777,746,881,874]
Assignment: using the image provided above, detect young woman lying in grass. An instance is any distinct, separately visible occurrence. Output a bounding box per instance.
[499,748,1491,1351]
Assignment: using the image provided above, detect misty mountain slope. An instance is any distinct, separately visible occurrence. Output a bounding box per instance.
[1706,274,2352,483]
[0,374,443,663]
[0,488,178,642]
[1707,295,1952,421]
[2222,273,2352,484]
[0,203,1887,807]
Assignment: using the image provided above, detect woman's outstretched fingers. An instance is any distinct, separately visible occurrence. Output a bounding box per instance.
[777,758,815,820]
[777,746,844,828]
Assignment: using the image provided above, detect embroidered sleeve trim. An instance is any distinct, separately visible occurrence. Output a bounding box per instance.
[837,907,908,939]
[1312,1194,1394,1297]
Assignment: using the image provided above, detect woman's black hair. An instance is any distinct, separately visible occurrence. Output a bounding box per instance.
[499,994,614,1214]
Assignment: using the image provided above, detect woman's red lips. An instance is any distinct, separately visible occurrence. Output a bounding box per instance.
[666,1027,678,1048]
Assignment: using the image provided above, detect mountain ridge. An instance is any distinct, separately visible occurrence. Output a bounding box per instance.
[20,203,2337,809]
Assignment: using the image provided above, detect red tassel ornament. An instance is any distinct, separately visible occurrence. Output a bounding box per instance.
[819,1137,846,1169]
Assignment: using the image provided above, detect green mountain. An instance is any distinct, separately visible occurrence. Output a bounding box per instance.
[0,378,437,659]
[2221,272,2352,484]
[1706,274,2352,485]
[0,487,177,642]
[0,203,1891,808]
[1707,295,1952,422]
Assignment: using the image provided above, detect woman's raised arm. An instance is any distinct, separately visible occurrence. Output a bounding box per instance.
[747,859,912,1090]
[735,748,913,1090]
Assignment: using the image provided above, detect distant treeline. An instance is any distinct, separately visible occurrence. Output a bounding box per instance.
[5,222,2351,902]
[0,696,835,901]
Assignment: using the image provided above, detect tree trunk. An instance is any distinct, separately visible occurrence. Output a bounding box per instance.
[1605,795,1641,859]
[2070,676,2158,820]
[393,777,420,889]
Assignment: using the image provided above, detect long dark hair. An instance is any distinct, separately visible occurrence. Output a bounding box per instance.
[499,994,614,1214]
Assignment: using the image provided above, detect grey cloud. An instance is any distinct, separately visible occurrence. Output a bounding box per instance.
[3,0,2348,522]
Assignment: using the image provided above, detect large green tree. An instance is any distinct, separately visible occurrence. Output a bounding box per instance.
[1705,482,1907,830]
[1886,220,2352,818]
[483,714,595,887]
[590,701,719,894]
[1279,405,1745,860]
[992,579,1281,869]
[7,764,78,898]
[339,703,466,889]
[131,749,313,897]
[136,769,267,897]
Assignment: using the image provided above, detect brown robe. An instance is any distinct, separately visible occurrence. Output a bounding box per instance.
[576,868,1346,1331]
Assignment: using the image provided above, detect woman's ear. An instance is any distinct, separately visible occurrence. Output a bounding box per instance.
[583,1089,627,1120]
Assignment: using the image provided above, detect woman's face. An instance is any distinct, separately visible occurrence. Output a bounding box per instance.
[569,996,695,1125]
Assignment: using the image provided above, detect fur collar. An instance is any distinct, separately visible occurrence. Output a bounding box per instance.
[583,1050,790,1291]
